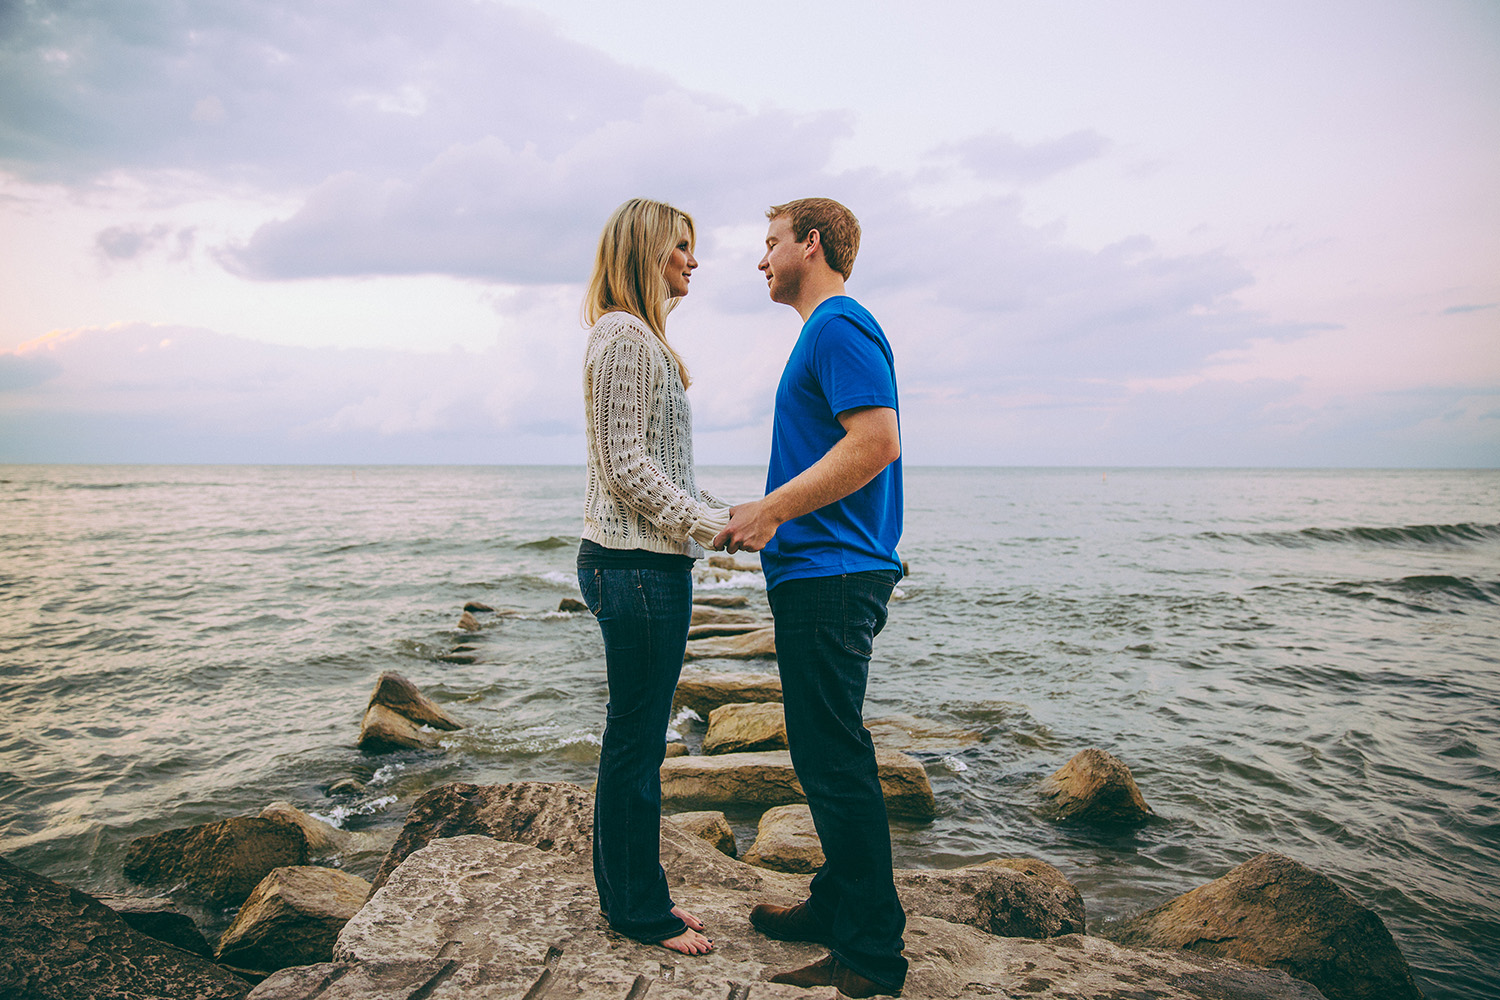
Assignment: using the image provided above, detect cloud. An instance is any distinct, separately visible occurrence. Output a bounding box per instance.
[933,129,1111,184]
[1441,303,1497,316]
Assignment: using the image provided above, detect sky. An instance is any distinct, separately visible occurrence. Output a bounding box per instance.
[1,0,1497,467]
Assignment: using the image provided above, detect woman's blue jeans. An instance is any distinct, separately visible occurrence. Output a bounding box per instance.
[769,569,908,992]
[578,565,692,943]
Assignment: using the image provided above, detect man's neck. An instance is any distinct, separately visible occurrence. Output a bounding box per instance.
[793,274,847,322]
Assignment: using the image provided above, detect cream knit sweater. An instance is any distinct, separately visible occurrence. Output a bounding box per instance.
[581,311,729,556]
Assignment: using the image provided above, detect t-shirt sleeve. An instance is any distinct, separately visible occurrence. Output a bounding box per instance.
[813,316,897,416]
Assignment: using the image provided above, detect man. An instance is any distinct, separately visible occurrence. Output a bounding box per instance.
[715,198,906,998]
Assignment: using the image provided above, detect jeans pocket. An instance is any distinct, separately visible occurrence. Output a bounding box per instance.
[578,568,604,617]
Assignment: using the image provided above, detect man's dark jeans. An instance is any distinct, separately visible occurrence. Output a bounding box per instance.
[768,569,907,992]
[578,565,692,944]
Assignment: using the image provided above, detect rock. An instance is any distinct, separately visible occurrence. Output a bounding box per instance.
[463,601,494,612]
[742,803,824,873]
[0,856,251,1000]
[327,777,365,797]
[261,802,349,854]
[436,652,476,664]
[124,816,308,906]
[1040,747,1153,824]
[690,605,761,625]
[708,554,762,573]
[684,627,776,661]
[357,702,443,751]
[895,858,1086,939]
[672,669,782,715]
[693,594,750,608]
[703,701,788,754]
[216,866,372,976]
[457,610,481,630]
[866,713,983,751]
[558,597,588,613]
[663,741,688,758]
[687,622,769,639]
[368,780,594,893]
[274,833,1326,1000]
[1109,852,1422,1000]
[357,671,462,752]
[660,748,937,820]
[664,810,737,857]
[94,893,213,957]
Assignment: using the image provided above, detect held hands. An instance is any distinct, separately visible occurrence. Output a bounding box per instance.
[712,499,783,554]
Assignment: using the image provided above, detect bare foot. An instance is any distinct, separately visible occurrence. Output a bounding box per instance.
[671,904,707,932]
[659,926,713,955]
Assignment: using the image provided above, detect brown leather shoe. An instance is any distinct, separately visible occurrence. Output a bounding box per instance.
[833,959,902,998]
[749,900,826,944]
[767,953,835,987]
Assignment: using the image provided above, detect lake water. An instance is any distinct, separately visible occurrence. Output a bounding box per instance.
[1,465,1496,998]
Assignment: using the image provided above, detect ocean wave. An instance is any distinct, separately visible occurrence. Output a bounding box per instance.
[518,535,577,550]
[1325,575,1500,610]
[1205,522,1500,549]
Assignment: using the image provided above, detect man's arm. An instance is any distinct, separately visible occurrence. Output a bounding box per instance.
[714,406,899,554]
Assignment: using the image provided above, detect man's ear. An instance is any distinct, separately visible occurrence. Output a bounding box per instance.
[804,228,822,260]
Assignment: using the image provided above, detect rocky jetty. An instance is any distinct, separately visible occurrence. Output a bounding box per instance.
[1109,852,1424,1000]
[243,783,1326,999]
[356,670,463,752]
[1040,747,1153,824]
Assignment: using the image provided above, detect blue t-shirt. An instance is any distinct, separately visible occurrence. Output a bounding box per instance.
[761,296,903,590]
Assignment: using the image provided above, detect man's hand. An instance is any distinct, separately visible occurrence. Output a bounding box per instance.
[713,499,784,554]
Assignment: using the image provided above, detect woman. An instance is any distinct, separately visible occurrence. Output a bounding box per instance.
[577,198,729,955]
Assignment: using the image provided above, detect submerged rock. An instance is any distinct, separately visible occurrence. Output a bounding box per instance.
[1109,852,1422,1000]
[367,780,593,893]
[659,748,937,820]
[741,803,823,873]
[664,810,737,857]
[672,669,782,716]
[248,831,1325,999]
[216,866,371,977]
[124,816,308,906]
[326,777,366,797]
[456,610,481,631]
[866,713,984,751]
[1040,747,1153,824]
[558,597,588,613]
[702,701,787,754]
[895,858,1086,939]
[1,856,251,1000]
[683,627,777,661]
[463,601,494,613]
[94,893,213,957]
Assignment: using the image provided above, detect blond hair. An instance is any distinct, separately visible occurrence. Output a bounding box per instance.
[584,198,695,388]
[766,197,860,280]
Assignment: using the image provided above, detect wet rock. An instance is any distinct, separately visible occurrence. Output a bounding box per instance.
[94,893,213,957]
[866,712,983,751]
[693,594,750,608]
[463,601,494,613]
[216,866,372,977]
[703,701,787,754]
[558,597,588,613]
[690,605,761,626]
[688,622,769,639]
[1,856,251,999]
[663,740,688,758]
[665,810,737,857]
[660,748,937,820]
[436,652,476,664]
[672,669,782,716]
[290,833,1325,1000]
[368,780,593,893]
[124,817,308,906]
[896,858,1087,939]
[742,803,823,873]
[326,777,365,797]
[261,802,349,855]
[708,554,762,573]
[1109,852,1422,1000]
[1040,747,1153,824]
[357,671,462,753]
[457,610,481,631]
[683,627,776,661]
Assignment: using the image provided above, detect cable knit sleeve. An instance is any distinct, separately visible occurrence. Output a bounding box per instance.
[588,330,711,538]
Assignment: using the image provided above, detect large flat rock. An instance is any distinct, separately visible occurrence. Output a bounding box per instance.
[246,834,1326,999]
[660,748,938,820]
